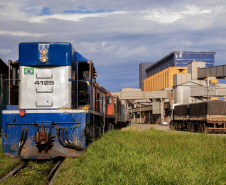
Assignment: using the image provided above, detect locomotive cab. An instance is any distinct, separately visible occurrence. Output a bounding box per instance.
[76,61,96,109]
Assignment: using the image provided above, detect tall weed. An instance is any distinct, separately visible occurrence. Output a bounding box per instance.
[55,129,226,185]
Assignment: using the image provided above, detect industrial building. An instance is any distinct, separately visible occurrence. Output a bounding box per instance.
[113,51,224,124]
[112,51,226,125]
[143,51,215,91]
[144,66,187,91]
[139,63,153,91]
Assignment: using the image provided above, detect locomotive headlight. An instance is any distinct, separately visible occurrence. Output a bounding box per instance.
[40,55,48,63]
[40,48,48,55]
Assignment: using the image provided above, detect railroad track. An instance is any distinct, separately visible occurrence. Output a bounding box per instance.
[47,158,64,185]
[0,158,64,184]
[0,161,28,182]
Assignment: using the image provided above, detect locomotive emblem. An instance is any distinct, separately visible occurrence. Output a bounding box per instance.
[24,68,34,75]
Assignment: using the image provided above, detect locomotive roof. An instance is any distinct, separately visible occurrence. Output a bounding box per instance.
[18,42,89,66]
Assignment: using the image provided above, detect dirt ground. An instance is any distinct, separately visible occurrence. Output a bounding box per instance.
[122,124,226,136]
[121,123,171,131]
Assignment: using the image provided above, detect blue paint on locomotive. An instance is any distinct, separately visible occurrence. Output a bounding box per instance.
[19,42,88,66]
[2,110,89,159]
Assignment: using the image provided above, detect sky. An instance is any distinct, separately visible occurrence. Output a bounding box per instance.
[0,0,226,92]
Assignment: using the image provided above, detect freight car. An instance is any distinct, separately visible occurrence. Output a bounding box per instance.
[170,101,226,133]
[0,42,129,159]
[113,95,130,128]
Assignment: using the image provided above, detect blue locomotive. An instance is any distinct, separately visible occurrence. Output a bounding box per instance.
[1,42,123,159]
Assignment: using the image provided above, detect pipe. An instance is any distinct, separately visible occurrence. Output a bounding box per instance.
[56,127,68,148]
[17,128,28,157]
[65,129,72,144]
[56,127,83,151]
[60,128,69,144]
[18,129,24,148]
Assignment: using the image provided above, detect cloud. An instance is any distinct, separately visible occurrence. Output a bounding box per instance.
[28,10,126,23]
[0,31,45,37]
[0,0,226,92]
[142,6,211,24]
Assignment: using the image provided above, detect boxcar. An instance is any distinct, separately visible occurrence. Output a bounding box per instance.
[171,101,226,133]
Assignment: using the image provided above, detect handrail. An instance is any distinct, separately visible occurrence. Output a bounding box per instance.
[36,102,53,107]
[36,87,53,93]
[36,74,53,79]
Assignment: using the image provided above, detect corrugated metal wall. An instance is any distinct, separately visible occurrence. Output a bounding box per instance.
[144,67,187,91]
[198,65,226,79]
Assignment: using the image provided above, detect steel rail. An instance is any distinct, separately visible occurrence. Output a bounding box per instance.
[47,158,64,185]
[0,161,28,182]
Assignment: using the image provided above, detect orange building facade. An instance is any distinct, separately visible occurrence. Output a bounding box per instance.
[144,67,187,91]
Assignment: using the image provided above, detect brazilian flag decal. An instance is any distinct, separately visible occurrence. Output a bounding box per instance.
[24,68,34,75]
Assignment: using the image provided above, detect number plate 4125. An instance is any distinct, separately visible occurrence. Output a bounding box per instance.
[35,81,54,85]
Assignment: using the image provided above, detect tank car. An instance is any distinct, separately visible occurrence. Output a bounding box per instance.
[170,101,226,133]
[0,42,120,159]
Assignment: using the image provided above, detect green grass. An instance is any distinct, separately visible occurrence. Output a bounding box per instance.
[0,138,56,184]
[1,160,54,185]
[54,129,226,185]
[0,137,21,177]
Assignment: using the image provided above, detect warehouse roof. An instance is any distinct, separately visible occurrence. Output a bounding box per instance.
[146,51,216,71]
[145,51,216,77]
